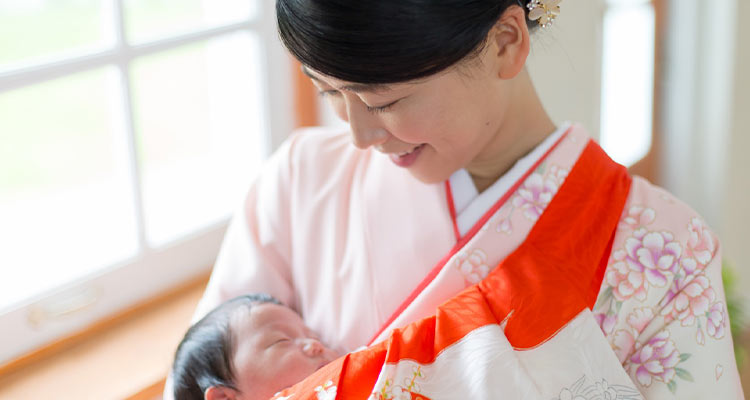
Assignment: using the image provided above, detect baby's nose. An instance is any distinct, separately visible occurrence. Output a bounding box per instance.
[299,338,325,357]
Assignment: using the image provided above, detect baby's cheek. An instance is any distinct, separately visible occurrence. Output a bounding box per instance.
[273,353,317,388]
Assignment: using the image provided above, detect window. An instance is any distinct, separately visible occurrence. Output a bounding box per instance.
[0,0,292,364]
[599,0,656,167]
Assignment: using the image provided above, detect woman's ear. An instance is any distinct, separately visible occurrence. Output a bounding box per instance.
[205,385,237,400]
[487,5,531,80]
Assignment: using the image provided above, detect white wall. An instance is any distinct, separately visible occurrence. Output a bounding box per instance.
[527,0,605,139]
[528,0,750,294]
[658,0,750,293]
[722,0,750,293]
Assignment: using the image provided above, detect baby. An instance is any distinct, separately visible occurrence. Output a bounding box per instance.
[171,294,339,400]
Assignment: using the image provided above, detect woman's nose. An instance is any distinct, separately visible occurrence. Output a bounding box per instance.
[351,127,388,149]
[346,101,389,149]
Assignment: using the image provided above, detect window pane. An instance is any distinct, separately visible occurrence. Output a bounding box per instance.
[0,0,113,71]
[0,68,139,309]
[600,3,655,166]
[130,32,266,247]
[123,0,258,44]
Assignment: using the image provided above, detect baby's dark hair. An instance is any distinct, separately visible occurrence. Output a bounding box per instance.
[171,293,282,400]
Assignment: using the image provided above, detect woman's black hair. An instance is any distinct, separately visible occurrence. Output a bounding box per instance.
[171,293,282,400]
[276,0,538,84]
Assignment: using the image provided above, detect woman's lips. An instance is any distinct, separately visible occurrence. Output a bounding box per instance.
[389,144,425,168]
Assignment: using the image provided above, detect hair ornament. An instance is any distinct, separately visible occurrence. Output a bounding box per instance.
[527,0,562,28]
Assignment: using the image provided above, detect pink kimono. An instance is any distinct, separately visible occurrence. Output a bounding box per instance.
[196,123,743,399]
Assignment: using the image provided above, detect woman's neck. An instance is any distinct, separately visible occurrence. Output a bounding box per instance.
[468,69,555,193]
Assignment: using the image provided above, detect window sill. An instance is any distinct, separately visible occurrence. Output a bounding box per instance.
[0,274,208,400]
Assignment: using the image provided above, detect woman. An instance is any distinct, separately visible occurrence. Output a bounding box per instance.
[183,1,743,398]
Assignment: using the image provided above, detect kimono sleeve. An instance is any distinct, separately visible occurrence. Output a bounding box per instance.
[192,134,299,321]
[592,187,745,399]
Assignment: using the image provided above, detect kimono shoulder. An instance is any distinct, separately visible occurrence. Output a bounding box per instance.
[593,176,743,398]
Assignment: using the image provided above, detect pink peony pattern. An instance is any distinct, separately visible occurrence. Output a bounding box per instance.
[606,229,682,302]
[512,165,569,221]
[595,312,617,335]
[697,326,706,346]
[686,218,716,266]
[629,330,693,393]
[496,217,513,235]
[455,249,490,285]
[592,186,733,394]
[660,275,716,327]
[606,308,654,363]
[613,329,636,363]
[626,307,655,333]
[706,301,728,339]
[619,205,656,231]
[513,173,552,221]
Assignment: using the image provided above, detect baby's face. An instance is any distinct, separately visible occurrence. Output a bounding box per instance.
[230,303,339,400]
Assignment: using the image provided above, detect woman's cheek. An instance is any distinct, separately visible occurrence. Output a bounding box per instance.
[327,98,349,122]
[388,111,437,144]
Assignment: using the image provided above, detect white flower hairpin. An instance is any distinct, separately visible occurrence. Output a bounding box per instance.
[527,0,562,28]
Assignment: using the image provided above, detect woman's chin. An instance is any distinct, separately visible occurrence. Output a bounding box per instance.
[408,167,453,185]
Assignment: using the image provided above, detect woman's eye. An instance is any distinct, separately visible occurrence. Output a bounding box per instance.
[366,99,400,114]
[272,338,291,346]
[318,90,340,98]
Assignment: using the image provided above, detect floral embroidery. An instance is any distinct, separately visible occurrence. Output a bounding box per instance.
[612,329,637,363]
[512,164,569,221]
[594,312,617,335]
[686,218,715,265]
[491,163,569,235]
[372,367,429,400]
[628,330,693,394]
[649,215,727,346]
[551,376,641,400]
[660,275,715,327]
[496,216,513,235]
[593,207,730,394]
[606,229,683,302]
[706,301,727,339]
[619,205,656,231]
[314,381,337,400]
[607,309,648,360]
[627,307,655,333]
[455,249,490,285]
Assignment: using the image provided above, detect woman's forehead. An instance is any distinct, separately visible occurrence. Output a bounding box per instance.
[301,65,441,95]
[302,65,395,94]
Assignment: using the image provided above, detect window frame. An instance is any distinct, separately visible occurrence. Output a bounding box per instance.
[626,0,664,184]
[0,0,294,365]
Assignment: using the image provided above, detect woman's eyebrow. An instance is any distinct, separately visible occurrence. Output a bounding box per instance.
[301,66,392,94]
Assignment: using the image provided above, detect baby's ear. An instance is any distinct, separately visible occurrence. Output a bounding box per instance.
[204,385,237,400]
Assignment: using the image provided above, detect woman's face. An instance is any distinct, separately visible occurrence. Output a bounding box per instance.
[230,303,339,400]
[303,53,515,184]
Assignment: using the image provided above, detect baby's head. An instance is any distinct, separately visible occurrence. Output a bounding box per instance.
[172,294,338,400]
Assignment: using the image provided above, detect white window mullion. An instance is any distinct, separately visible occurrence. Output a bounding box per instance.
[0,0,284,366]
[0,20,259,92]
[113,0,149,254]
